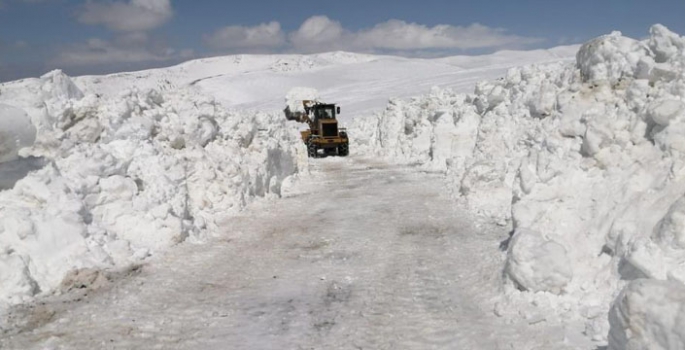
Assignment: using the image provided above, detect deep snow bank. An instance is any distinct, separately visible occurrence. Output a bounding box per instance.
[0,70,306,306]
[353,24,685,343]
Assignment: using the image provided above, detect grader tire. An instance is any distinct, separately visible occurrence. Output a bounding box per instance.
[307,139,318,158]
[338,142,349,157]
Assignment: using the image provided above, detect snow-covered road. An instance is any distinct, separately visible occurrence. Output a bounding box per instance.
[1,156,586,349]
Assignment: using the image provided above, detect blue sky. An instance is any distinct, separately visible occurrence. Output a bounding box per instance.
[0,0,683,82]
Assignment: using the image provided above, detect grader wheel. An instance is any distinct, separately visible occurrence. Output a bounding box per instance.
[307,139,318,158]
[338,142,349,157]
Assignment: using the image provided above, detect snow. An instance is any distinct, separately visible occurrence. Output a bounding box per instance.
[4,22,682,347]
[70,48,578,124]
[284,87,320,120]
[1,157,595,349]
[608,279,685,350]
[352,24,685,345]
[576,31,650,84]
[285,87,320,111]
[505,228,573,295]
[0,70,305,307]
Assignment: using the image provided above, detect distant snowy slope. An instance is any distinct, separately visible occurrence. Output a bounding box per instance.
[71,52,378,101]
[70,48,577,123]
[194,48,578,122]
[436,45,579,69]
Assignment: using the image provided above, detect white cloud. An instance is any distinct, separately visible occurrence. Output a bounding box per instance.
[204,21,285,50]
[78,0,173,32]
[52,34,189,66]
[289,16,542,53]
[354,21,541,50]
[289,16,347,52]
[209,16,543,55]
[50,1,184,71]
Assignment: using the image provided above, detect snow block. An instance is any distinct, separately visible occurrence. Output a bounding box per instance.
[506,229,573,294]
[576,31,650,84]
[40,69,84,101]
[609,279,685,350]
[649,24,685,64]
[648,99,684,127]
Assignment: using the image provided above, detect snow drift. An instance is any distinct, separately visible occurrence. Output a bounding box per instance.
[353,24,685,344]
[0,70,306,306]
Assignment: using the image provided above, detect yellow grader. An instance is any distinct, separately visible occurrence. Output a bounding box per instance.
[284,100,349,158]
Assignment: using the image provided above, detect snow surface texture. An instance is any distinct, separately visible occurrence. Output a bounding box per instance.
[353,24,685,344]
[0,71,306,306]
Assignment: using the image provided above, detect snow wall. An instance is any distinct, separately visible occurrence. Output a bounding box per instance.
[0,70,307,307]
[352,24,685,346]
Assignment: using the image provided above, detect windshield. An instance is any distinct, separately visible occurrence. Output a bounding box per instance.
[314,107,335,120]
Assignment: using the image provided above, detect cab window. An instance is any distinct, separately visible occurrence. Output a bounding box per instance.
[315,107,334,120]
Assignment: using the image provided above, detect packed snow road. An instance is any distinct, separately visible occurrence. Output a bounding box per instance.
[2,157,580,349]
